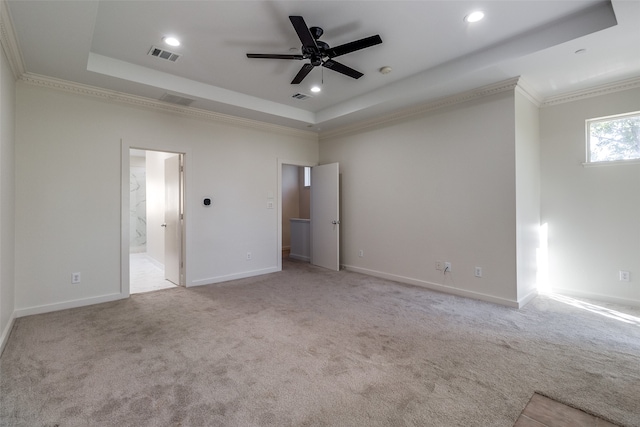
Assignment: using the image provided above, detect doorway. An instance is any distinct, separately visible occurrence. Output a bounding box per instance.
[279,161,340,271]
[281,164,311,262]
[128,149,184,293]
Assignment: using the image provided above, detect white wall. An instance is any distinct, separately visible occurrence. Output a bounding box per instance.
[320,91,521,306]
[514,89,541,304]
[14,82,318,314]
[0,41,16,352]
[540,87,640,305]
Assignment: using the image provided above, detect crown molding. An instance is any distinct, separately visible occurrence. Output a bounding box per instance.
[19,73,318,141]
[514,77,543,107]
[0,0,26,78]
[320,77,522,141]
[541,76,640,107]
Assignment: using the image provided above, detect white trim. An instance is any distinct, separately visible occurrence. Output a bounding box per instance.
[19,73,318,141]
[541,76,640,107]
[546,287,640,308]
[343,264,521,308]
[582,159,640,168]
[517,289,539,308]
[145,254,164,271]
[289,254,310,262]
[0,0,26,78]
[14,293,126,318]
[320,77,521,140]
[0,310,16,356]
[515,77,543,107]
[189,267,280,287]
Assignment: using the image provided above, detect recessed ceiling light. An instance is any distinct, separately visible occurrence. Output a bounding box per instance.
[310,86,321,93]
[163,36,180,47]
[464,11,485,23]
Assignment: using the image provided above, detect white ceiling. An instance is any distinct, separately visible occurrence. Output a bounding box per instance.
[6,0,640,132]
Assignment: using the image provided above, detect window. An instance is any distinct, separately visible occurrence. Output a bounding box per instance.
[304,166,311,187]
[586,112,640,164]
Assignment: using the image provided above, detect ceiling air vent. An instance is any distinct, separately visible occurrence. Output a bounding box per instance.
[148,46,181,62]
[160,93,195,107]
[292,93,312,100]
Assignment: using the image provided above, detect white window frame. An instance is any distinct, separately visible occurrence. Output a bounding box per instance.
[585,111,640,166]
[304,166,311,187]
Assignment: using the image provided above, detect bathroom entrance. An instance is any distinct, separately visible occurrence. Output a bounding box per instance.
[281,164,311,262]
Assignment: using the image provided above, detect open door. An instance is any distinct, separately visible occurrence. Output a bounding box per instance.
[311,163,340,271]
[164,154,183,285]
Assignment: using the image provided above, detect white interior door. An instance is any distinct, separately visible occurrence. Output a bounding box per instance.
[311,162,340,271]
[164,155,182,285]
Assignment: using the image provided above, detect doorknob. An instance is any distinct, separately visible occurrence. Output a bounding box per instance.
[331,220,340,225]
[161,223,167,227]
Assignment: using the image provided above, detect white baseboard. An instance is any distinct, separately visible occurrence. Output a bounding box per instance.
[343,264,521,308]
[517,288,539,308]
[0,311,16,357]
[549,287,640,308]
[189,267,280,287]
[145,254,164,270]
[14,293,127,318]
[289,254,310,262]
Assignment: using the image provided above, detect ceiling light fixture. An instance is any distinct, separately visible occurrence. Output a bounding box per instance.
[379,66,392,75]
[163,36,181,47]
[310,85,321,93]
[464,11,485,23]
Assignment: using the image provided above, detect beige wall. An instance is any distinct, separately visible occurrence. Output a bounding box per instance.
[320,91,521,305]
[0,43,16,350]
[14,82,318,314]
[9,72,639,321]
[540,87,640,305]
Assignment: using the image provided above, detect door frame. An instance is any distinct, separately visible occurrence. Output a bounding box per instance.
[277,158,315,272]
[121,139,190,297]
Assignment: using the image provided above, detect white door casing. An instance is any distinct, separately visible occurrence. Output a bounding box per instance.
[164,154,182,285]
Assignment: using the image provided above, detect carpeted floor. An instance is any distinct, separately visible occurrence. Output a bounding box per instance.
[1,260,639,426]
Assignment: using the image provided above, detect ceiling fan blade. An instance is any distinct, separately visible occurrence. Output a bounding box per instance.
[291,63,315,84]
[289,16,318,51]
[247,53,304,60]
[322,59,363,79]
[326,35,382,58]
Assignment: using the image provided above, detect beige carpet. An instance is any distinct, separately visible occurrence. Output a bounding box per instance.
[1,260,639,426]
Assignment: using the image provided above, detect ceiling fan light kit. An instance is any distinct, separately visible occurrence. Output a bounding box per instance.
[247,15,383,85]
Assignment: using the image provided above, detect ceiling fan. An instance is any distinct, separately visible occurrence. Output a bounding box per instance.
[246,16,382,84]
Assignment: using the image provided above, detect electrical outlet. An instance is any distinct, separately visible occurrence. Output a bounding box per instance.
[358,250,364,257]
[475,267,482,278]
[71,272,81,284]
[436,261,443,271]
[246,252,252,261]
[444,262,451,273]
[619,270,630,282]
